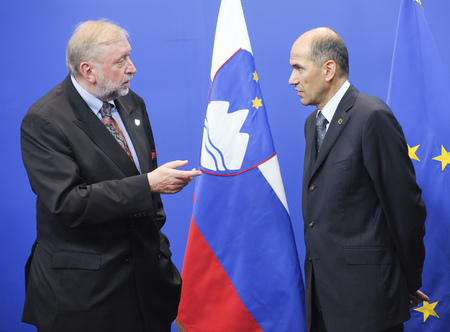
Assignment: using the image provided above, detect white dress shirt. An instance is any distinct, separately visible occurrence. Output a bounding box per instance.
[317,80,351,131]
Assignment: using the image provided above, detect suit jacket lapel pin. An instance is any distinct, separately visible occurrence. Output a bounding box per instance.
[338,118,343,125]
[135,119,141,126]
[151,150,157,160]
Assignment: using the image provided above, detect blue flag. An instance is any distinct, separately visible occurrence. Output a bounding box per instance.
[176,0,306,331]
[387,0,450,330]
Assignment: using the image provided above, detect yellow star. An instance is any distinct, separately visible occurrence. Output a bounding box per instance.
[252,97,262,110]
[432,145,450,171]
[414,301,439,322]
[408,144,420,161]
[253,71,259,83]
[413,0,424,11]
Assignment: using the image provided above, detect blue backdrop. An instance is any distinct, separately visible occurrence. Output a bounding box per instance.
[1,1,449,331]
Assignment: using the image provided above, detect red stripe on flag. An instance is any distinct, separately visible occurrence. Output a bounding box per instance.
[176,217,262,331]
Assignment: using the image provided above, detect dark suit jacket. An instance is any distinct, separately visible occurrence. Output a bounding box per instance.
[302,85,426,332]
[20,76,181,332]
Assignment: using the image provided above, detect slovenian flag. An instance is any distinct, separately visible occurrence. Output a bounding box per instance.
[175,0,306,331]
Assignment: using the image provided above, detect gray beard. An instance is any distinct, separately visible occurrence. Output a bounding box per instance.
[94,74,132,101]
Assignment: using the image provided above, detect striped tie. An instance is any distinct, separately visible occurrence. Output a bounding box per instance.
[315,111,328,154]
[99,102,134,163]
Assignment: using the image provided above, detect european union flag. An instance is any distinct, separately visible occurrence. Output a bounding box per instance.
[387,0,450,330]
[176,0,306,331]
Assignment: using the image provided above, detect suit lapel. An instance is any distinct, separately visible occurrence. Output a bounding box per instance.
[309,85,358,180]
[62,76,140,177]
[303,112,317,181]
[116,99,151,173]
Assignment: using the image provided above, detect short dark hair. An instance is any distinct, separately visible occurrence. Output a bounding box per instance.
[309,32,349,78]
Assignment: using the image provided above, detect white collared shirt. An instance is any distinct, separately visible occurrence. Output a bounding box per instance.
[71,75,141,173]
[317,80,351,131]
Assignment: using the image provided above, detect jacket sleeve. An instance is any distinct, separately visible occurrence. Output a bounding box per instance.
[362,108,426,292]
[20,109,156,228]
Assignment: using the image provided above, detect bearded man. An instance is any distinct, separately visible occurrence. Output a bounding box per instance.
[20,19,201,332]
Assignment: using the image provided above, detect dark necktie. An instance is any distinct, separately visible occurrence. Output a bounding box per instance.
[315,111,328,154]
[99,102,134,163]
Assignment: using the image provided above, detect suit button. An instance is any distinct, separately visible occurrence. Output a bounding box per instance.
[309,185,315,191]
[309,221,315,227]
[309,257,312,262]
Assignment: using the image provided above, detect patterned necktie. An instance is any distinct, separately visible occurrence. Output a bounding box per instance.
[315,111,329,154]
[99,102,134,163]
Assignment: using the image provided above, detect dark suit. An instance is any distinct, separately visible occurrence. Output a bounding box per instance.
[302,85,426,332]
[21,76,181,332]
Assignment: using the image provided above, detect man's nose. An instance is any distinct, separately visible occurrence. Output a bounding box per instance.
[127,59,137,74]
[288,71,298,85]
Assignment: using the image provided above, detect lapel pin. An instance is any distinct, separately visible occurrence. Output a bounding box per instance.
[135,119,141,126]
[338,118,343,125]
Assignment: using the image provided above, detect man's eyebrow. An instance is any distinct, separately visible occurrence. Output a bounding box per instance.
[116,53,130,62]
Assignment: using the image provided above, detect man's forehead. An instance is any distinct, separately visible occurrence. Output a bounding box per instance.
[103,39,131,56]
[290,48,310,64]
[292,37,310,53]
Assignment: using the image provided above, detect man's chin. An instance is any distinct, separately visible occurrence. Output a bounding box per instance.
[119,87,130,97]
[101,88,129,101]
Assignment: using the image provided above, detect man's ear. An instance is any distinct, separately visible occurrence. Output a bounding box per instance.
[324,60,337,82]
[79,61,97,83]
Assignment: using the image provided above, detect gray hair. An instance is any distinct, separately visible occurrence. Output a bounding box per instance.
[309,31,349,78]
[66,19,129,75]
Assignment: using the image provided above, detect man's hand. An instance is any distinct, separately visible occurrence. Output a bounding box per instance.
[147,160,202,194]
[409,290,429,309]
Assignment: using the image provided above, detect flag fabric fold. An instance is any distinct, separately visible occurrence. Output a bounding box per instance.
[176,0,306,331]
[387,0,450,330]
